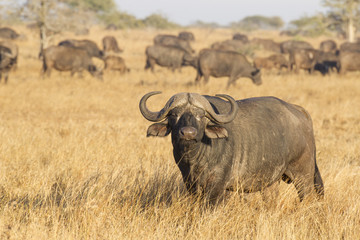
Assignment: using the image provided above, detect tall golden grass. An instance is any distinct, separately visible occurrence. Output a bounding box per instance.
[0,26,359,239]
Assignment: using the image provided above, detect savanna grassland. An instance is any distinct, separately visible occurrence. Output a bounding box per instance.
[0,26,359,239]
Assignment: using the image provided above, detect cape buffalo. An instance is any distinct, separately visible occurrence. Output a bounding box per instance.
[232,33,249,43]
[140,92,324,204]
[58,39,104,59]
[254,54,288,71]
[338,51,360,74]
[178,31,195,41]
[145,45,197,72]
[339,42,360,52]
[104,55,129,73]
[154,34,195,54]
[320,40,337,53]
[211,40,248,54]
[250,38,281,53]
[42,45,103,80]
[102,36,123,55]
[280,40,313,54]
[288,48,320,74]
[0,27,19,40]
[0,41,18,83]
[195,49,262,88]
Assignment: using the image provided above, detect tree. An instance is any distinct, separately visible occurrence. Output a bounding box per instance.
[142,14,180,29]
[21,0,110,56]
[289,14,329,37]
[323,0,360,42]
[230,15,284,31]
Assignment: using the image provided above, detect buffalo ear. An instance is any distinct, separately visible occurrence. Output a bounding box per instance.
[205,125,228,138]
[147,122,171,137]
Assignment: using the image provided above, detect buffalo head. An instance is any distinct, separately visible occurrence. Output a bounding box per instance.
[139,92,238,143]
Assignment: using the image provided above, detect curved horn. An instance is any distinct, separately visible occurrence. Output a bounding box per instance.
[139,91,164,122]
[190,94,238,124]
[140,92,190,122]
[210,94,238,123]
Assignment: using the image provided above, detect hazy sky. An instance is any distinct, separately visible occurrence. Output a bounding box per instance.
[114,0,327,26]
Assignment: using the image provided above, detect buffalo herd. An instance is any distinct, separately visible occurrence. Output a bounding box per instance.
[2,26,360,84]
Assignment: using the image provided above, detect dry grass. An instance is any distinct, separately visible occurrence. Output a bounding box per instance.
[0,26,359,239]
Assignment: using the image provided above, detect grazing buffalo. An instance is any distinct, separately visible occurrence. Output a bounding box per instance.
[139,92,324,204]
[280,40,313,54]
[320,40,337,53]
[339,42,360,52]
[0,41,18,83]
[195,49,261,88]
[102,36,123,55]
[0,27,20,40]
[42,45,103,80]
[211,40,248,54]
[154,34,195,54]
[58,39,104,59]
[232,33,249,43]
[104,55,129,73]
[338,51,360,74]
[145,45,197,72]
[250,38,281,53]
[288,48,320,74]
[254,54,288,71]
[178,31,195,41]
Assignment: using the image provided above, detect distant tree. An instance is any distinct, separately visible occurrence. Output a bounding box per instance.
[188,20,220,29]
[289,14,329,37]
[62,0,115,13]
[231,15,284,31]
[142,14,180,29]
[99,10,144,29]
[323,0,360,42]
[21,0,99,57]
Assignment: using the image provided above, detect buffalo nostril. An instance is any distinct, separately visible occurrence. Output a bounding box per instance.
[179,127,197,140]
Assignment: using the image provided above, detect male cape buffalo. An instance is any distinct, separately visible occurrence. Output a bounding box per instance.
[139,92,324,203]
[195,49,262,88]
[42,45,103,80]
[140,92,324,204]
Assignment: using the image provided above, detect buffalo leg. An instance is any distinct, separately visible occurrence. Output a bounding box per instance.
[287,150,321,201]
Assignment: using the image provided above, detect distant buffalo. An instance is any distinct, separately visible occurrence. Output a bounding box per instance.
[289,48,320,74]
[154,34,195,54]
[42,45,103,80]
[339,42,360,52]
[0,27,20,40]
[250,38,281,53]
[145,45,197,72]
[178,31,195,41]
[339,51,360,74]
[58,39,104,59]
[232,33,249,43]
[211,40,248,54]
[254,54,288,71]
[320,40,337,53]
[0,41,18,83]
[280,40,313,54]
[195,49,262,88]
[102,36,123,56]
[104,55,129,73]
